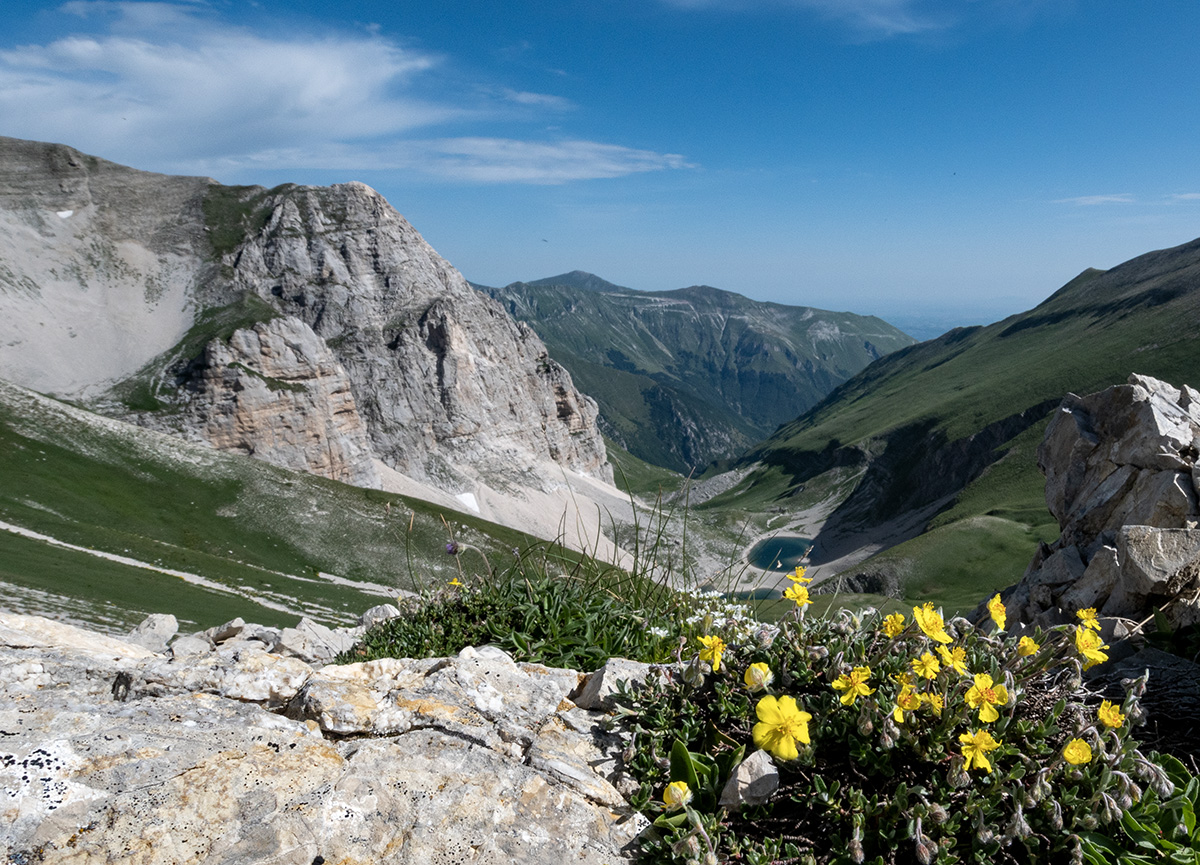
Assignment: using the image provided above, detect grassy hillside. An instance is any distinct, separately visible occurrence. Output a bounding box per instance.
[479,272,915,473]
[0,379,540,634]
[714,236,1200,610]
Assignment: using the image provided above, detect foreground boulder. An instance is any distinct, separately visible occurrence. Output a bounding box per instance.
[1002,374,1200,630]
[0,611,646,864]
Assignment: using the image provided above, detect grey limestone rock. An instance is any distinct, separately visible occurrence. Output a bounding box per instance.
[178,316,383,488]
[221,181,612,488]
[719,748,780,810]
[125,612,178,653]
[359,603,401,628]
[572,657,661,711]
[998,375,1200,631]
[0,136,611,497]
[0,610,644,864]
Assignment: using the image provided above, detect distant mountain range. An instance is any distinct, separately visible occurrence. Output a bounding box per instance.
[712,235,1200,608]
[477,271,915,473]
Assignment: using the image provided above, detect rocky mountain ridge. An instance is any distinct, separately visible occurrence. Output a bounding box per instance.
[480,270,915,472]
[0,136,611,507]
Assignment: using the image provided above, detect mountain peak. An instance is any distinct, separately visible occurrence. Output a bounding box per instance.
[524,271,630,293]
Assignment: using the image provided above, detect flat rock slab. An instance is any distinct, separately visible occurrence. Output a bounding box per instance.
[0,613,645,864]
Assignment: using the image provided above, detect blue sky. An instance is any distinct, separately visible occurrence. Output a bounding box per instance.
[3,1,1199,334]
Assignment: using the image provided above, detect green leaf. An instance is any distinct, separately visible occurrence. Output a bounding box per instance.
[670,739,702,793]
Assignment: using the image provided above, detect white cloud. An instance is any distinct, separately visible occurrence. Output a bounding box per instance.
[411,138,695,184]
[1169,193,1200,202]
[1052,194,1136,206]
[658,0,947,37]
[0,1,689,184]
[500,88,575,110]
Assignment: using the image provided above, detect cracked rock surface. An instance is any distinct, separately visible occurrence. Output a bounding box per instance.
[0,611,646,864]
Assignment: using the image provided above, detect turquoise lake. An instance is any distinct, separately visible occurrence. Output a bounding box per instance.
[746,536,812,571]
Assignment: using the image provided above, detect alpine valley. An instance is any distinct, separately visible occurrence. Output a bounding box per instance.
[4,134,1200,632]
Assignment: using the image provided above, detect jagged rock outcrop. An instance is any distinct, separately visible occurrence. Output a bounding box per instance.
[176,316,381,488]
[1001,374,1200,630]
[0,136,612,493]
[220,181,611,486]
[0,610,647,864]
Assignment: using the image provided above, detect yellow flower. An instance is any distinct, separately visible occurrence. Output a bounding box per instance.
[697,635,726,672]
[1097,699,1125,729]
[789,566,812,584]
[1076,607,1102,631]
[1017,636,1040,657]
[744,662,774,692]
[1074,626,1109,671]
[663,780,693,810]
[937,645,968,676]
[783,583,814,608]
[922,692,944,716]
[1063,738,1093,765]
[882,613,906,638]
[987,594,1007,632]
[448,577,463,587]
[913,603,952,644]
[892,685,922,724]
[960,729,1001,773]
[965,673,1010,723]
[831,666,875,706]
[752,695,812,761]
[911,652,941,680]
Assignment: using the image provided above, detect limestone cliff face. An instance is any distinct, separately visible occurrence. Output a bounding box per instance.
[179,316,381,488]
[221,181,611,485]
[0,137,612,490]
[0,137,219,397]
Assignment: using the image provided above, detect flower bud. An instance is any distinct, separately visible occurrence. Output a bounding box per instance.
[927,803,948,825]
[808,645,829,661]
[1069,837,1083,865]
[1047,800,1063,831]
[703,853,718,865]
[1005,805,1031,840]
[674,835,701,858]
[848,839,865,864]
[1099,792,1121,824]
[915,836,936,865]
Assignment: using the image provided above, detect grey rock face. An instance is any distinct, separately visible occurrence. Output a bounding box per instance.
[0,137,611,495]
[178,316,382,487]
[999,374,1200,630]
[223,182,612,487]
[0,610,644,864]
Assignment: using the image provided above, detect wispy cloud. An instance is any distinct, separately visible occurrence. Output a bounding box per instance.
[0,1,689,184]
[411,138,694,184]
[1052,193,1200,207]
[658,0,949,37]
[1053,194,1136,206]
[499,88,575,110]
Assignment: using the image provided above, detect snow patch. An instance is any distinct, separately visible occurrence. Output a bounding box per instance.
[455,492,480,513]
[55,210,73,219]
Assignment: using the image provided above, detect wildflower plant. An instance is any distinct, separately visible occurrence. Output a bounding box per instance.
[614,598,1199,864]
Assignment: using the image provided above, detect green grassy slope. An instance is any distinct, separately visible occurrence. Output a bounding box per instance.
[0,380,539,634]
[717,236,1200,611]
[479,273,915,473]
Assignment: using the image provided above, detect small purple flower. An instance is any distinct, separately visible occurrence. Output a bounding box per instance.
[445,541,460,555]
